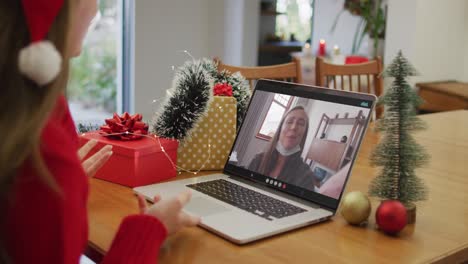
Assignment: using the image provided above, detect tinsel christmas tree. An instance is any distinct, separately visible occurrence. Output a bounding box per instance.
[201,59,251,128]
[152,59,214,140]
[368,51,430,206]
[152,59,251,141]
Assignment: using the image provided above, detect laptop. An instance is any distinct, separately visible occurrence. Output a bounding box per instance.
[134,79,376,244]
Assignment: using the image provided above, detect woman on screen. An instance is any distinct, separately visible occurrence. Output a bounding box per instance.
[248,106,320,190]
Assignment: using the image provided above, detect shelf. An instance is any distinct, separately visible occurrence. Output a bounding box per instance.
[261,11,285,16]
[328,117,361,125]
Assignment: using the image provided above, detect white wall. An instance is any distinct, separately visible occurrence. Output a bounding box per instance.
[312,0,370,56]
[462,2,468,82]
[224,0,244,66]
[413,0,465,82]
[134,0,259,119]
[385,0,468,84]
[222,0,260,67]
[134,0,212,119]
[383,0,418,66]
[242,0,260,66]
[208,0,226,63]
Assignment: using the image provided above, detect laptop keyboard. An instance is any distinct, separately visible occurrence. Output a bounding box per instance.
[186,179,307,221]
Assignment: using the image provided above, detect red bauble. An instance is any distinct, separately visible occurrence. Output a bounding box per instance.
[375,200,407,235]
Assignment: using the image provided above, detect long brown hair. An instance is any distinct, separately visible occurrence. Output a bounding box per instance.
[0,1,74,262]
[258,106,309,175]
[0,0,71,196]
[1,1,71,262]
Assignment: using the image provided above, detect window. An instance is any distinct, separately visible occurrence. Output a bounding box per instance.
[69,0,133,129]
[257,94,292,140]
[275,0,313,42]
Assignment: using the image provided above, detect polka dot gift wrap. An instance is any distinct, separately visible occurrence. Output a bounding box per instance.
[178,96,237,170]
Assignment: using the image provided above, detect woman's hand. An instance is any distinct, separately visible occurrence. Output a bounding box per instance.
[78,139,113,177]
[137,191,200,235]
[319,163,351,199]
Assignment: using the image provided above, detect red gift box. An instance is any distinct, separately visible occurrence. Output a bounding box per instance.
[80,131,178,187]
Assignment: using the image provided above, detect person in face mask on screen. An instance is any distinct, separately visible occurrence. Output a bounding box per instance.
[248,106,320,191]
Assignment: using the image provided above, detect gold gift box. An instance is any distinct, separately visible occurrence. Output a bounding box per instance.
[177,96,237,171]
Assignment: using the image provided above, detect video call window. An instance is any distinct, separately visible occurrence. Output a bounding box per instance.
[229,90,370,200]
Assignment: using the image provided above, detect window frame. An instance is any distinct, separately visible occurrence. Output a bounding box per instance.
[256,95,293,141]
[120,0,134,113]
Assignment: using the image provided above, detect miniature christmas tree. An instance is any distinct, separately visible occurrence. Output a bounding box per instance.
[368,51,430,206]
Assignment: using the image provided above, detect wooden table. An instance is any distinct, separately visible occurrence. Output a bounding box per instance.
[417,81,468,112]
[88,110,468,263]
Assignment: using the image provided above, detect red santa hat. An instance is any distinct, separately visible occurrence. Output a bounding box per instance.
[19,0,65,86]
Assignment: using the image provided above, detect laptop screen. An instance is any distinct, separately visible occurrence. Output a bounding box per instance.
[224,80,376,210]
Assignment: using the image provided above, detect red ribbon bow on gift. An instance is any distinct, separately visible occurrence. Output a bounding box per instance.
[213,82,233,96]
[99,112,149,140]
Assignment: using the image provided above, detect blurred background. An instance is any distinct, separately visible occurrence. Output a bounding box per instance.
[69,0,468,126]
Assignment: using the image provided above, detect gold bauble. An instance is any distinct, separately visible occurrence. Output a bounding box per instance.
[341,191,371,225]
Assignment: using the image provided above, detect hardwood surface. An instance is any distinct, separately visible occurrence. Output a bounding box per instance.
[417,81,468,112]
[88,110,468,263]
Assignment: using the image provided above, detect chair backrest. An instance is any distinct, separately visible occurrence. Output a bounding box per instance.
[215,57,302,90]
[315,56,383,94]
[315,56,384,117]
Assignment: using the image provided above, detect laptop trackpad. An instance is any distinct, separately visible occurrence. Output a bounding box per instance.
[185,196,232,217]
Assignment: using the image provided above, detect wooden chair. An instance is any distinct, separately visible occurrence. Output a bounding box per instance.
[215,57,302,90]
[315,56,384,118]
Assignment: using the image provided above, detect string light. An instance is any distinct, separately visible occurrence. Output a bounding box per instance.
[145,91,223,174]
[151,49,195,107]
[178,49,195,61]
[151,48,214,110]
[89,49,228,176]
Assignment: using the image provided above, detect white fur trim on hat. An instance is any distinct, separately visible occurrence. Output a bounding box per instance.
[18,40,62,86]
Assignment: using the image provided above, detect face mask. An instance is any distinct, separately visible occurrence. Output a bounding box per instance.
[276,141,301,156]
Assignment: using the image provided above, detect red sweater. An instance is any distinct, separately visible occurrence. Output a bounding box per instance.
[4,96,167,263]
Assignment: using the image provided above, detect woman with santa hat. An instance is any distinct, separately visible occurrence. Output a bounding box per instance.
[0,1,199,263]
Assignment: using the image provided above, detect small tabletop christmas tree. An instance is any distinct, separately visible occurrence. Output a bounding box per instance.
[369,51,430,209]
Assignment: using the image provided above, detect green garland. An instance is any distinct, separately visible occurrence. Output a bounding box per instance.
[152,59,251,141]
[152,59,214,140]
[201,58,251,128]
